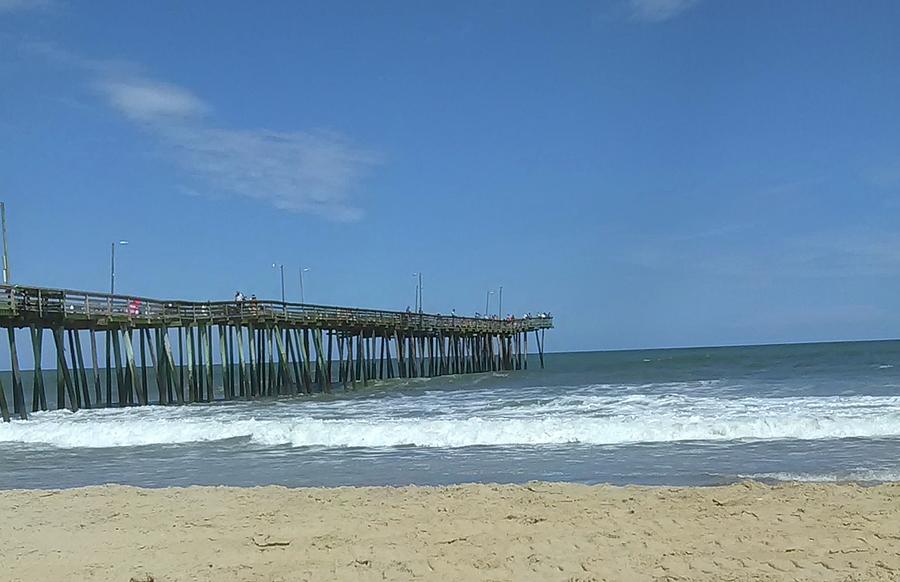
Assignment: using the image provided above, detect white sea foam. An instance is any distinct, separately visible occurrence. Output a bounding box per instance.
[3,393,900,449]
[742,470,900,483]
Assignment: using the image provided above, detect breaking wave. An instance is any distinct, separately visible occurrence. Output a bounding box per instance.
[3,393,900,449]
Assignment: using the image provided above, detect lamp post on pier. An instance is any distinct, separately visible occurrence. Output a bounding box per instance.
[485,290,494,318]
[272,263,285,304]
[110,240,129,295]
[498,285,503,319]
[299,266,310,304]
[412,272,423,313]
[1,202,10,284]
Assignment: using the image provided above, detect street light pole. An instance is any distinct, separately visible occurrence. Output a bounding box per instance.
[498,285,503,319]
[412,273,421,313]
[299,267,310,304]
[272,263,285,303]
[485,290,494,317]
[110,240,129,295]
[1,202,10,284]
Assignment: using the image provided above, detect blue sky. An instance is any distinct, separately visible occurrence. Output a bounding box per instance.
[2,0,900,352]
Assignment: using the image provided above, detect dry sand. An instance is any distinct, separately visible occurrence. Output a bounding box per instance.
[1,482,899,581]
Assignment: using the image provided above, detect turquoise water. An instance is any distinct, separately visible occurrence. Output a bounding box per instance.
[2,340,900,489]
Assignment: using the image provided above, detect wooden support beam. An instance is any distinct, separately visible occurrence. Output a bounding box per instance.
[236,325,248,399]
[144,328,163,405]
[89,329,101,407]
[247,325,259,398]
[348,333,356,387]
[225,325,235,398]
[196,326,206,402]
[196,326,205,401]
[314,329,327,392]
[8,327,27,419]
[0,358,10,421]
[432,336,438,377]
[285,326,301,395]
[178,327,185,400]
[336,333,346,389]
[408,334,417,378]
[379,333,386,380]
[385,334,394,379]
[422,336,429,376]
[205,325,214,402]
[0,366,9,422]
[302,329,312,391]
[111,328,126,407]
[31,327,48,412]
[273,325,294,395]
[358,333,367,387]
[297,328,312,393]
[73,330,92,409]
[162,330,183,405]
[186,326,197,403]
[105,330,112,407]
[370,331,377,380]
[266,327,276,396]
[537,329,544,369]
[326,330,334,390]
[123,328,143,406]
[523,331,528,370]
[65,330,83,409]
[363,333,370,381]
[139,328,150,404]
[395,331,405,379]
[52,327,78,412]
[256,328,263,394]
[219,325,231,400]
[153,329,166,404]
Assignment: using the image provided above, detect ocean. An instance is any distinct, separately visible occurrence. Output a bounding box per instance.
[2,340,900,489]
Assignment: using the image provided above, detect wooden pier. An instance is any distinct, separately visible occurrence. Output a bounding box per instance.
[0,284,553,421]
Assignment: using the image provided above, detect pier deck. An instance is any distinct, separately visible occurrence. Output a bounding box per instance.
[0,284,552,421]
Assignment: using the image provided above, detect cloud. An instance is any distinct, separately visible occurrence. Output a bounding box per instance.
[97,78,209,121]
[629,0,700,22]
[161,125,376,221]
[27,43,378,221]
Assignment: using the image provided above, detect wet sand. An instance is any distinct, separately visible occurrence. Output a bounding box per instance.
[1,481,899,581]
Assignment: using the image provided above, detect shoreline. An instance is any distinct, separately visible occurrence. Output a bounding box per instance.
[2,481,899,581]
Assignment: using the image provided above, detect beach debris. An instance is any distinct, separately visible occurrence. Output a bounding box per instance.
[251,534,292,548]
[436,536,468,544]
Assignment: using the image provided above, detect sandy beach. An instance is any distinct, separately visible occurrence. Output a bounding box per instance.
[0,482,898,581]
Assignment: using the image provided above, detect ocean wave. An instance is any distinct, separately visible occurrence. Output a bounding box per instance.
[741,470,900,483]
[3,393,900,449]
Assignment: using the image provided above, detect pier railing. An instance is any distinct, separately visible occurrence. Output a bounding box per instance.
[0,284,553,333]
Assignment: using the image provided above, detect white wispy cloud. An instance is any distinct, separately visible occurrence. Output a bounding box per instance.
[97,78,209,121]
[629,0,700,22]
[160,125,374,221]
[28,43,379,221]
